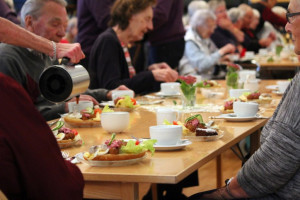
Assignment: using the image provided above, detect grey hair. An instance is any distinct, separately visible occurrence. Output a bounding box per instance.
[253,8,260,18]
[188,1,209,18]
[238,3,252,16]
[272,6,287,15]
[20,0,67,26]
[227,7,244,23]
[208,0,225,12]
[190,9,216,30]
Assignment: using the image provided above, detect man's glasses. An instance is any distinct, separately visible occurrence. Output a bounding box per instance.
[286,11,300,23]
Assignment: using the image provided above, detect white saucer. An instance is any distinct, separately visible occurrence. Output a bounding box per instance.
[266,85,278,90]
[154,139,192,151]
[220,114,258,122]
[272,90,284,96]
[100,101,114,107]
[156,92,181,97]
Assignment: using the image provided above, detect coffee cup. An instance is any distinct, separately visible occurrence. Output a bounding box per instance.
[156,108,180,125]
[160,82,180,95]
[233,101,258,117]
[101,112,130,133]
[243,79,259,93]
[244,51,255,60]
[238,70,256,82]
[111,90,134,101]
[277,80,290,93]
[68,101,93,113]
[149,125,182,145]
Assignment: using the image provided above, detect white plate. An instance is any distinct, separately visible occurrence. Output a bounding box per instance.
[266,85,278,90]
[219,114,258,122]
[100,101,114,107]
[272,90,283,96]
[155,92,181,97]
[184,130,224,142]
[153,139,192,151]
[75,152,146,167]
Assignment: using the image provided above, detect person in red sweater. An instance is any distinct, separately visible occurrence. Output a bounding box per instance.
[0,72,84,199]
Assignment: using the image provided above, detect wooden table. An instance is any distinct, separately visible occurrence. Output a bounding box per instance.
[63,80,280,200]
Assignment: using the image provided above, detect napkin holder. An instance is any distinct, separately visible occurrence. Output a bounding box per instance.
[39,58,90,103]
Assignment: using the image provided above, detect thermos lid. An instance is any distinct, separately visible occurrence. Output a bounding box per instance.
[39,65,73,102]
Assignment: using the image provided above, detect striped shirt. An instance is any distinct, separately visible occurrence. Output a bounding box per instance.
[237,73,300,199]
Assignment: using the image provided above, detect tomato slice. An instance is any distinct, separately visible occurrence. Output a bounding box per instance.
[72,129,78,136]
[131,98,137,105]
[135,140,140,145]
[173,121,178,125]
[94,108,102,114]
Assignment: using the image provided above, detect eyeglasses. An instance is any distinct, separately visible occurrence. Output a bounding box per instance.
[286,11,300,24]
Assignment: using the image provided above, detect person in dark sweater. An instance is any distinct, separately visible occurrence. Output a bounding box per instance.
[89,0,178,95]
[147,0,186,70]
[0,72,84,199]
[76,0,116,69]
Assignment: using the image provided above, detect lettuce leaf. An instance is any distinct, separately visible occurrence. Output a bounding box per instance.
[116,95,134,108]
[120,139,157,155]
[102,105,114,113]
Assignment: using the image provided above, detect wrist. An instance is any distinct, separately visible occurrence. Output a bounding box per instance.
[225,177,236,199]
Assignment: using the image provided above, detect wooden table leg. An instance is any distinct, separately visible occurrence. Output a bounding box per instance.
[151,184,158,200]
[216,154,222,188]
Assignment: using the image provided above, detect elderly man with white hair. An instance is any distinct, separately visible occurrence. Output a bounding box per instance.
[188,1,300,199]
[179,9,235,79]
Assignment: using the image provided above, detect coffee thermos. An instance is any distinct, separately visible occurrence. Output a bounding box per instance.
[39,58,90,103]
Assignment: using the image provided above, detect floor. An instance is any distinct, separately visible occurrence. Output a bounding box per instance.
[139,148,242,199]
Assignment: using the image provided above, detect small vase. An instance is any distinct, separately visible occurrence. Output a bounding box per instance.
[226,71,239,90]
[181,90,196,109]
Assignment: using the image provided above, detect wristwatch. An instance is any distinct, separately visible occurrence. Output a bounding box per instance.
[225,177,235,198]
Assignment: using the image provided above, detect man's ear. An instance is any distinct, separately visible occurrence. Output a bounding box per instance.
[25,15,34,32]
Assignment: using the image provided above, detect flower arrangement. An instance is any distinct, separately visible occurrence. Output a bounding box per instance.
[178,76,197,107]
[226,63,241,89]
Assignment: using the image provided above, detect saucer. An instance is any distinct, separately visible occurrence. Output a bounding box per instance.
[220,114,258,122]
[153,139,192,151]
[272,90,284,96]
[156,92,181,97]
[266,85,278,90]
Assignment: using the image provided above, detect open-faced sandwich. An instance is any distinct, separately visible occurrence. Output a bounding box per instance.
[166,114,219,137]
[113,95,139,112]
[83,133,156,161]
[239,92,272,104]
[52,121,81,148]
[220,98,237,113]
[196,80,219,88]
[64,105,101,127]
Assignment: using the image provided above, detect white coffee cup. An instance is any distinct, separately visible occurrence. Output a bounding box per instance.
[233,101,259,117]
[258,49,268,56]
[244,51,255,60]
[101,112,130,133]
[277,81,290,93]
[238,70,256,82]
[111,90,134,101]
[229,89,250,98]
[68,101,93,113]
[243,79,259,93]
[149,125,182,145]
[160,82,180,95]
[156,108,180,125]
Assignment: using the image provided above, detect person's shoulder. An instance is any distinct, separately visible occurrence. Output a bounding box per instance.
[93,28,120,47]
[0,44,28,57]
